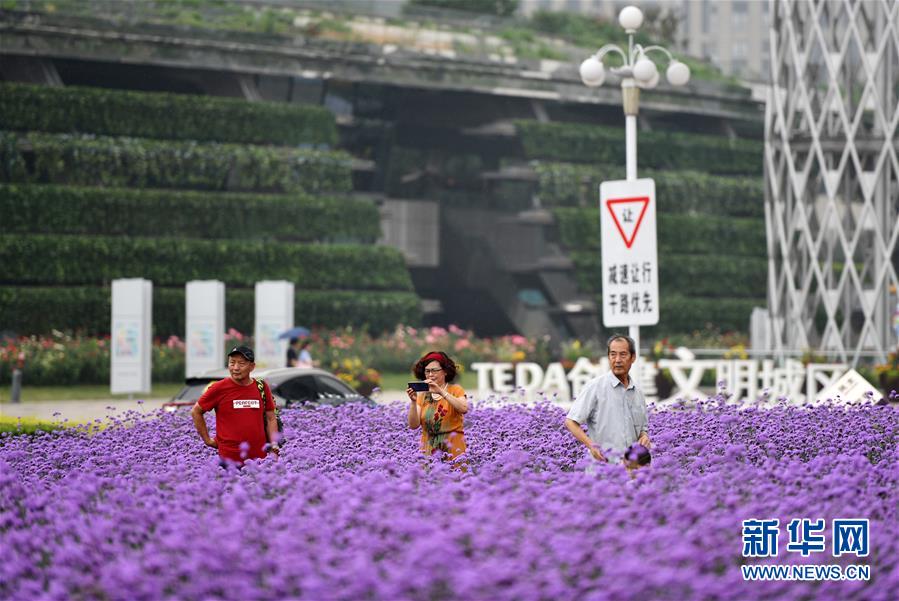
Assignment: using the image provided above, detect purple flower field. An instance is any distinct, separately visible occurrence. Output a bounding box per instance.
[2,399,897,600]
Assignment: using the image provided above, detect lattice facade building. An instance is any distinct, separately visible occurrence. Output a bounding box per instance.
[766,0,899,364]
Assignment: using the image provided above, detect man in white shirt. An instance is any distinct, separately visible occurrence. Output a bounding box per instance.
[564,335,651,464]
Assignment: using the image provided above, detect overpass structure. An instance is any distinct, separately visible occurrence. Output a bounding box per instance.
[1,2,765,344]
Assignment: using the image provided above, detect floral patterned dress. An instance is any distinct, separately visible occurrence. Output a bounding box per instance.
[417,384,466,460]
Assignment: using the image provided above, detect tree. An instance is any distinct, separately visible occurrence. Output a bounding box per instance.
[642,6,681,47]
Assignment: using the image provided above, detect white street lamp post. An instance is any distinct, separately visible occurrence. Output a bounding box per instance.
[579,4,691,362]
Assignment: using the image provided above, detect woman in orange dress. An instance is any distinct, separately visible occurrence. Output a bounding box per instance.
[406,351,468,461]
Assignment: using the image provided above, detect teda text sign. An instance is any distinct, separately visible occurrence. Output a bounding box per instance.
[600,178,659,327]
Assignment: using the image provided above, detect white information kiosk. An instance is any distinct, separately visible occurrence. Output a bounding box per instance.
[185,280,225,378]
[110,278,153,395]
[254,280,294,369]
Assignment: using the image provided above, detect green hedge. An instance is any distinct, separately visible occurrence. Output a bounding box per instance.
[536,162,764,217]
[0,184,380,243]
[570,251,767,298]
[0,131,352,194]
[582,294,758,336]
[0,286,422,337]
[0,235,413,291]
[0,82,338,147]
[635,294,761,335]
[554,209,767,256]
[0,416,68,435]
[517,121,763,175]
[657,215,767,257]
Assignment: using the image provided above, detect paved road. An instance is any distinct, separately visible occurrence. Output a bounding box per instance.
[0,390,414,424]
[1,398,171,423]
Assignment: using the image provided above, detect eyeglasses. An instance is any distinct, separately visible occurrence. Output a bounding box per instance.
[424,368,443,374]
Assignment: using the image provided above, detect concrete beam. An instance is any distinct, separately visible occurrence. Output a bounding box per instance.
[0,15,762,122]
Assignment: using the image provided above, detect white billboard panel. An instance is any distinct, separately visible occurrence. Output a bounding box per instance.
[111,278,152,394]
[254,281,294,369]
[186,280,225,378]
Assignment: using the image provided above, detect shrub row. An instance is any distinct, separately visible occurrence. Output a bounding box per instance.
[570,251,767,299]
[1,184,380,243]
[536,162,764,217]
[0,235,413,291]
[0,416,67,435]
[0,334,184,386]
[0,82,338,147]
[632,294,761,335]
[517,121,763,175]
[554,209,767,256]
[0,131,352,194]
[0,286,422,338]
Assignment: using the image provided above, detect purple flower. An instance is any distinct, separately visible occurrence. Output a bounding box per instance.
[0,399,895,599]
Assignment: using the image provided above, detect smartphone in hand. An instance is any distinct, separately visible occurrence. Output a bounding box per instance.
[408,381,429,392]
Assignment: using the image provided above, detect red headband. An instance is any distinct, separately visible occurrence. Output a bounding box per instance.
[424,352,444,362]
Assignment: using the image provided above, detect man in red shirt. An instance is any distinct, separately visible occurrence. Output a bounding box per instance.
[191,345,279,465]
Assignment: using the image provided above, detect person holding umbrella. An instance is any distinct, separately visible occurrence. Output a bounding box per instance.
[287,338,314,368]
[279,327,312,368]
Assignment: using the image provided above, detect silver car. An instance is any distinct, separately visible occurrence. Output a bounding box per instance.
[163,367,376,411]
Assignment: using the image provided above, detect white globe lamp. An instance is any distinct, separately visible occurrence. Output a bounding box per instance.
[618,6,644,31]
[641,69,660,89]
[666,61,691,86]
[633,58,658,83]
[579,56,605,87]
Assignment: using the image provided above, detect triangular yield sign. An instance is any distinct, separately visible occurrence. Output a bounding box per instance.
[606,196,649,249]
